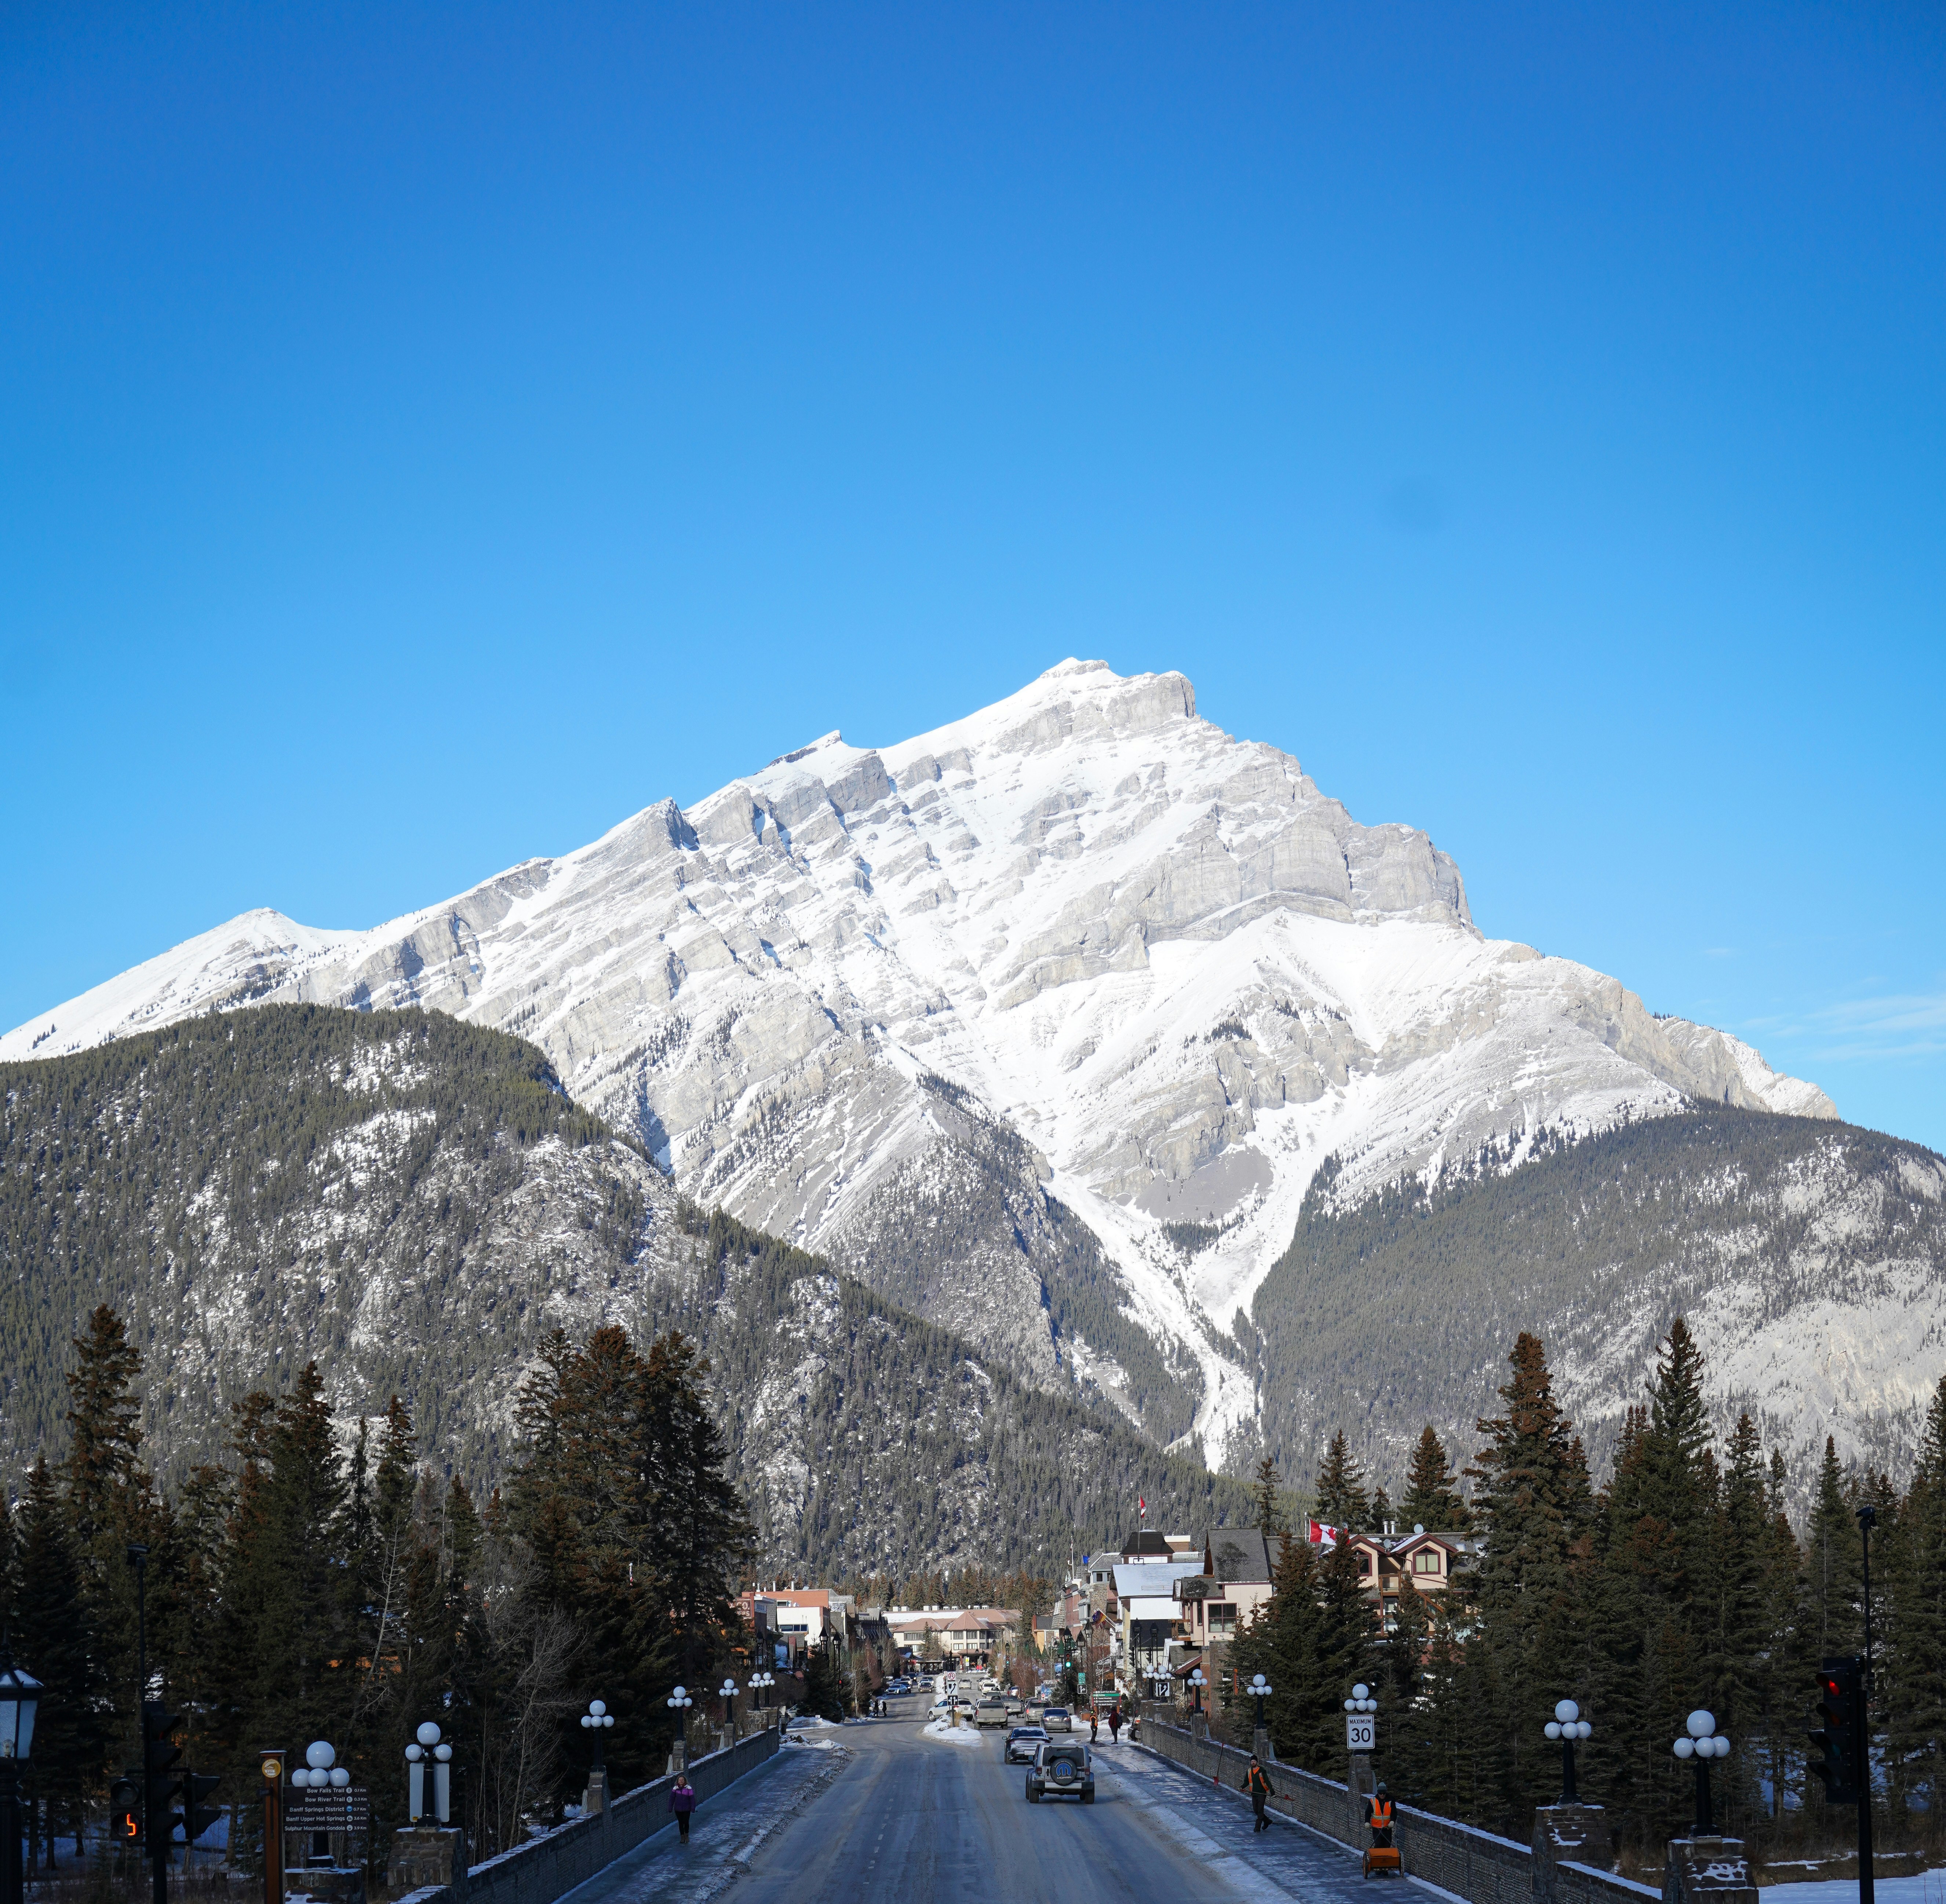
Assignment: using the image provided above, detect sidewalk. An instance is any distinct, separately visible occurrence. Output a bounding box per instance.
[555,1739,849,1904]
[1097,1735,1381,1904]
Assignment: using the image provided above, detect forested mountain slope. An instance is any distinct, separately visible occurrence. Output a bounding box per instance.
[0,1006,1246,1568]
[1249,1106,1946,1510]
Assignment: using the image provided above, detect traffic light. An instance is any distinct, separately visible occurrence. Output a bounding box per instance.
[110,1776,142,1846]
[1808,1656,1863,1805]
[176,1772,222,1848]
[142,1700,183,1856]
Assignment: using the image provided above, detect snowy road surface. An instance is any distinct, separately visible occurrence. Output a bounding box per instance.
[557,1696,1405,1903]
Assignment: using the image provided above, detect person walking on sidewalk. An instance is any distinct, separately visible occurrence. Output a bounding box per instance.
[670,1775,697,1843]
[1108,1708,1121,1744]
[1245,1755,1275,1832]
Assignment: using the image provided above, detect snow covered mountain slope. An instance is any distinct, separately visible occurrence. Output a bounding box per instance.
[5,660,1834,1459]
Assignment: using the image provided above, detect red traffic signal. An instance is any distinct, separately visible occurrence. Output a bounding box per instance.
[1808,1656,1862,1806]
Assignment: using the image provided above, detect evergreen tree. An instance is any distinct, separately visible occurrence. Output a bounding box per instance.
[1228,1525,1371,1771]
[1634,1319,1716,1618]
[801,1643,848,1722]
[63,1305,146,1549]
[1231,1531,1326,1763]
[1403,1425,1472,1531]
[1803,1436,1863,1664]
[168,1461,236,1773]
[639,1331,756,1690]
[61,1305,163,1744]
[1315,1433,1371,1531]
[1252,1454,1284,1537]
[1389,1592,1494,1823]
[1706,1414,1773,1831]
[1888,1376,1946,1822]
[225,1363,354,1810]
[1468,1332,1592,1835]
[15,1457,108,1868]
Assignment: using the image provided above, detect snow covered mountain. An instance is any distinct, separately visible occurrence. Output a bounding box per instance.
[6,660,1841,1464]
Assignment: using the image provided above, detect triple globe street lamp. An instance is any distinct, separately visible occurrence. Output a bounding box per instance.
[579,1699,615,1809]
[290,1740,352,1790]
[580,1700,615,1767]
[1672,1710,1732,1835]
[404,1722,452,1824]
[1247,1674,1274,1729]
[1543,1700,1593,1803]
[666,1685,694,1753]
[1187,1669,1207,1717]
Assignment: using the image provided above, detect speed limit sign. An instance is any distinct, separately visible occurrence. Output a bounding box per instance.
[1345,1712,1377,1753]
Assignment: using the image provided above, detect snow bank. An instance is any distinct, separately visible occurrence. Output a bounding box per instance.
[922,1717,987,1748]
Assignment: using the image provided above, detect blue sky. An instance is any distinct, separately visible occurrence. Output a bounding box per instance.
[3,3,1942,1148]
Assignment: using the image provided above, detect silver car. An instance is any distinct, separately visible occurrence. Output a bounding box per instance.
[1005,1725,1049,1763]
[1041,1705,1072,1733]
[1026,1741,1094,1803]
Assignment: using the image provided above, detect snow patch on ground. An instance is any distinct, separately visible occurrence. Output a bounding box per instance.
[922,1717,987,1747]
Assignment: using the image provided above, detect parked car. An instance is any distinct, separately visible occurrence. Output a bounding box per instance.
[1025,1741,1094,1803]
[1005,1725,1049,1764]
[1041,1706,1072,1733]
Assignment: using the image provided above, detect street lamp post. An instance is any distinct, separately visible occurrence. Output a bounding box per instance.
[748,1672,775,1716]
[1544,1701,1593,1803]
[0,1646,45,1904]
[404,1723,451,1825]
[1248,1674,1273,1729]
[1187,1669,1207,1718]
[666,1685,693,1770]
[289,1740,351,1867]
[1672,1710,1731,1836]
[719,1679,739,1746]
[579,1701,614,1812]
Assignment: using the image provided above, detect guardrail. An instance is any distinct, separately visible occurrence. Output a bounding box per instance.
[1131,1715,1654,1904]
[397,1725,782,1904]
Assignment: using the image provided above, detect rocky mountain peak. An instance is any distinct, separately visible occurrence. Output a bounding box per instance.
[3,661,1837,1465]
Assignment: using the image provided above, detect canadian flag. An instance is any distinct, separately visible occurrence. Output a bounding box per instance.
[1308,1518,1339,1548]
[1138,1496,1147,1518]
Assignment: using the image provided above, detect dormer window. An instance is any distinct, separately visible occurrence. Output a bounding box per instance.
[1358,1551,1373,1576]
[1413,1550,1442,1575]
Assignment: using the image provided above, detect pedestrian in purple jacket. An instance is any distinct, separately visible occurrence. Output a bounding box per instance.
[670,1776,696,1843]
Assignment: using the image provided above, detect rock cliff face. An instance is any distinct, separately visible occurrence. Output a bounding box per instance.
[4,661,1840,1460]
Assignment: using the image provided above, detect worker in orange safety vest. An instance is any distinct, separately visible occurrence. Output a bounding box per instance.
[1364,1783,1395,1849]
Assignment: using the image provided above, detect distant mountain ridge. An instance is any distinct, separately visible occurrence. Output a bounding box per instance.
[4,661,1855,1470]
[1249,1104,1946,1514]
[0,1007,1247,1571]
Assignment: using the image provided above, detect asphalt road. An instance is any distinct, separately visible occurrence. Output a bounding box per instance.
[728,1697,1380,1904]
